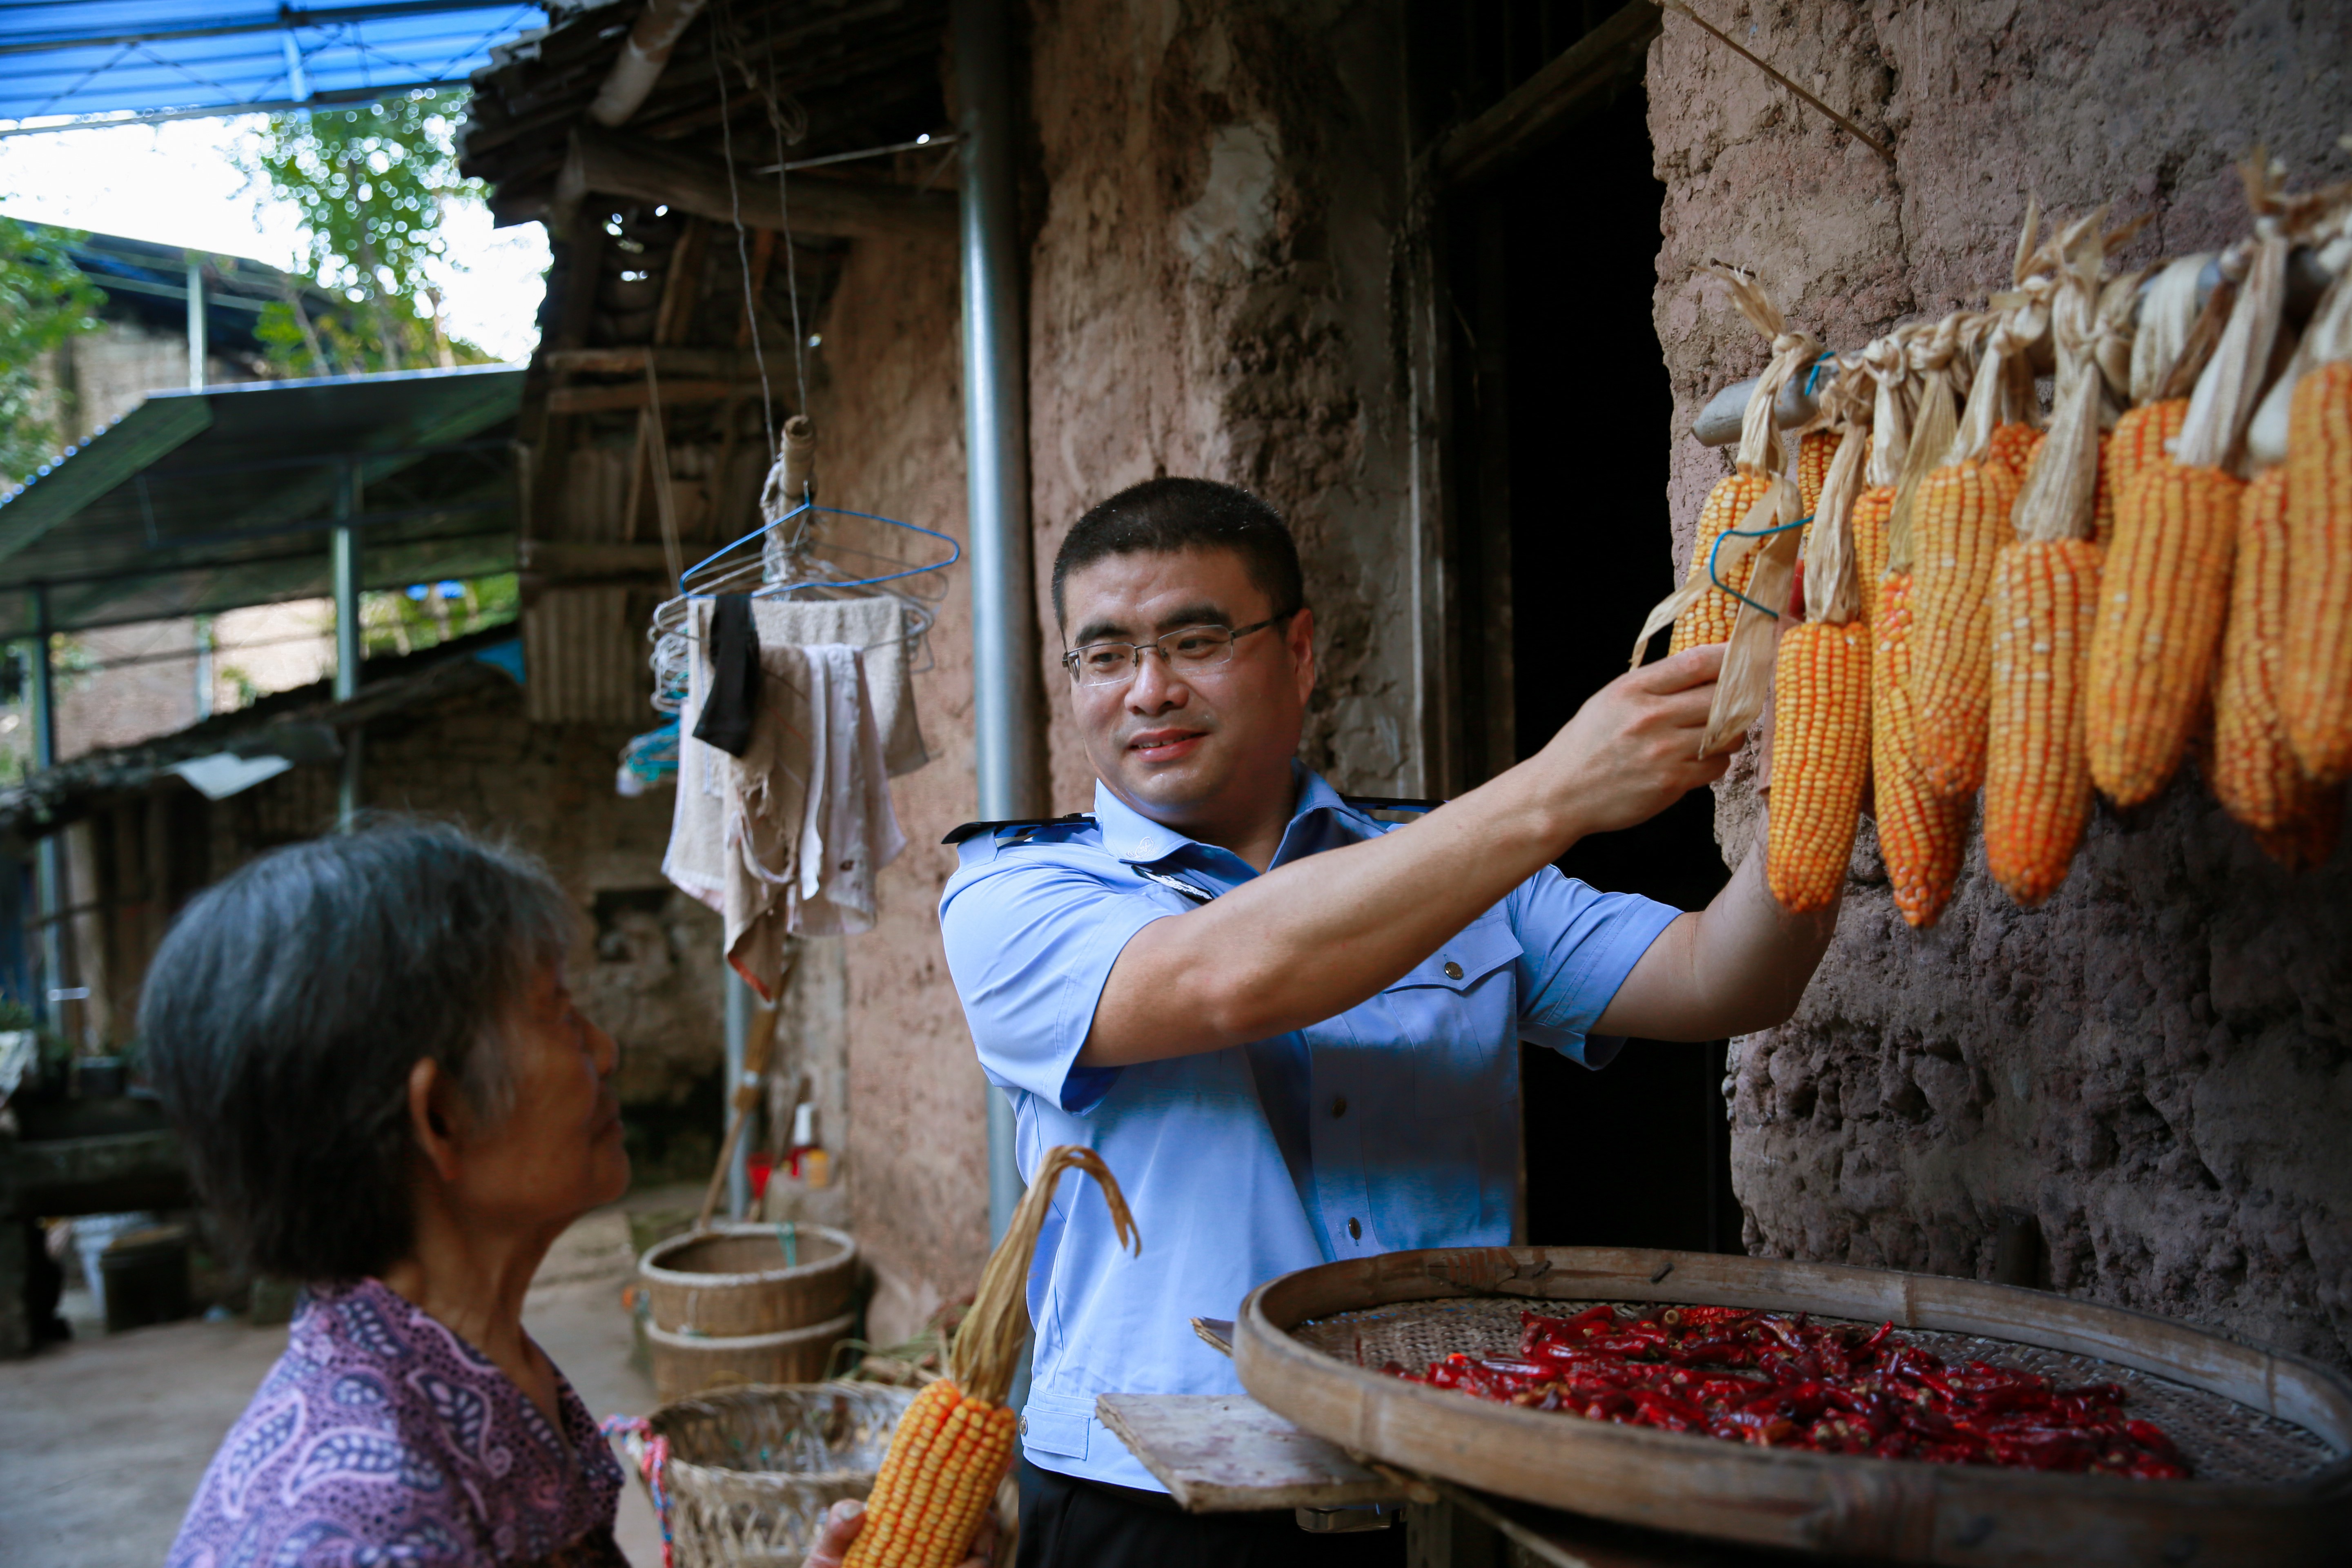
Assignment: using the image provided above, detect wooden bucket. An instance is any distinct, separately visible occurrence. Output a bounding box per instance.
[1235,1245,2352,1566]
[647,1311,860,1404]
[641,1222,858,1337]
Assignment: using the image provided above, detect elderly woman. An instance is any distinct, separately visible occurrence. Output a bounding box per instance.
[152,821,632,1567]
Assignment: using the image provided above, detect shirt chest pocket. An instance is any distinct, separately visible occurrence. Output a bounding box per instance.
[1372,914,1523,1103]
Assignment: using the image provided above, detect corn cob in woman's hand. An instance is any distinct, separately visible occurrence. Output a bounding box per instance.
[843,1149,1138,1568]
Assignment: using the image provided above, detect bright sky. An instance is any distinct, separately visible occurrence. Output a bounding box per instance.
[0,114,548,362]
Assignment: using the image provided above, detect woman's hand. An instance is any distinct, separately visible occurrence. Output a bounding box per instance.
[802,1499,998,1568]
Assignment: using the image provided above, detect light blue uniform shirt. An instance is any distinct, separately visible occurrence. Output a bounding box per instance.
[937,768,1679,1490]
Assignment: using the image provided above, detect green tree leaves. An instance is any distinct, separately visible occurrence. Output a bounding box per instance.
[241,91,499,375]
[0,217,103,486]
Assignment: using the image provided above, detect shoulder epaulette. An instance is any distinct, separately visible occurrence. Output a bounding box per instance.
[1342,795,1446,814]
[941,813,1097,846]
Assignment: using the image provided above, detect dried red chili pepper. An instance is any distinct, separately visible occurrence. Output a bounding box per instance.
[1386,1304,2190,1479]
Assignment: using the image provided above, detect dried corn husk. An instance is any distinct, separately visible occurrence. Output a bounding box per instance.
[2131,254,2215,407]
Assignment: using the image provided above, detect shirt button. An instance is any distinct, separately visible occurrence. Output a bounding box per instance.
[1347,1218,1362,1241]
[1331,1096,1348,1118]
[1443,960,1464,980]
[1019,1416,1029,1436]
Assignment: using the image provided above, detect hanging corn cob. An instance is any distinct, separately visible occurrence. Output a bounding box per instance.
[2214,467,2346,866]
[2272,223,2352,787]
[1987,421,2045,482]
[1797,426,1838,517]
[1871,332,1973,928]
[1849,333,1913,619]
[844,1148,1138,1568]
[1637,268,1820,663]
[2101,254,2213,559]
[1986,213,2114,906]
[2088,162,2293,806]
[1909,296,2040,799]
[1768,422,1873,911]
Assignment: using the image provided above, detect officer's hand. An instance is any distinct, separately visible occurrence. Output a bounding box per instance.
[1532,644,1732,838]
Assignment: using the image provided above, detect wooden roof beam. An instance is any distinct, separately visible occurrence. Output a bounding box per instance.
[552,124,956,244]
[1435,1,1660,188]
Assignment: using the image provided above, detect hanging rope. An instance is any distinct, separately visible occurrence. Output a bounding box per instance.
[710,4,776,458]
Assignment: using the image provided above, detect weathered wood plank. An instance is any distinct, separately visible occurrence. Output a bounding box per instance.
[1095,1392,1408,1513]
[1436,3,1661,187]
[556,126,957,243]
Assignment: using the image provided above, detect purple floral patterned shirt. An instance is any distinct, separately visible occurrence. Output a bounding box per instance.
[169,1278,627,1568]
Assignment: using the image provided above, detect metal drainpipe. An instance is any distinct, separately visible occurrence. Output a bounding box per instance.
[25,588,62,1035]
[186,261,207,391]
[332,461,363,828]
[953,0,1042,1250]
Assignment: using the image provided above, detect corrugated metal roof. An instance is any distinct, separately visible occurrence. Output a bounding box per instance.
[0,1,546,132]
[0,363,524,638]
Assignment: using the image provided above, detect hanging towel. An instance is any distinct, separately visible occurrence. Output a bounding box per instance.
[749,597,929,776]
[692,594,760,756]
[722,642,811,999]
[719,641,907,995]
[789,643,907,936]
[662,599,729,913]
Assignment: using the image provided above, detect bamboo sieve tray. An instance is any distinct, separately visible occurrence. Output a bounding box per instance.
[1233,1246,2352,1566]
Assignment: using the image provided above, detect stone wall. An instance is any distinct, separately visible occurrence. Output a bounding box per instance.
[1646,1,2352,1368]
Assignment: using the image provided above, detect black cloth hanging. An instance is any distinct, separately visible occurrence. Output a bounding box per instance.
[693,594,760,757]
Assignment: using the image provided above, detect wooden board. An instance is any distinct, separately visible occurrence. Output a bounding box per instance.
[1234,1246,2352,1566]
[1094,1393,1406,1513]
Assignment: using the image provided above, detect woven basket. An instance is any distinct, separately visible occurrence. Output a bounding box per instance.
[625,1381,917,1568]
[649,1310,860,1404]
[641,1223,858,1338]
[1236,1246,2352,1565]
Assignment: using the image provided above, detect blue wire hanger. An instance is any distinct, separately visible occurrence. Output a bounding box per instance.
[680,497,961,598]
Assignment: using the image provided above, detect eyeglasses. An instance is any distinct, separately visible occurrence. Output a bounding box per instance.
[1060,614,1292,686]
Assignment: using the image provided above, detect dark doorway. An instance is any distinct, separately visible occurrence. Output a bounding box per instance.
[1439,82,1744,1255]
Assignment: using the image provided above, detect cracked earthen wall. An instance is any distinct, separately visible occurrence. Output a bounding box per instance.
[1646,2,2352,1369]
[1027,0,1422,806]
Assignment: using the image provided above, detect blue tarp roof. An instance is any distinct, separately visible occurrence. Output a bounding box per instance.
[0,1,548,133]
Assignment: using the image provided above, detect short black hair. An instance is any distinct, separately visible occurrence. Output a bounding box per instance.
[141,818,576,1283]
[1051,478,1304,628]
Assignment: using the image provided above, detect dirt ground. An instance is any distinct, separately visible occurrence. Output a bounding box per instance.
[0,1193,689,1566]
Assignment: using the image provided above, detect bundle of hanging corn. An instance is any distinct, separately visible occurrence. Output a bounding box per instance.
[1766,412,1874,912]
[1869,318,1976,928]
[2087,160,2297,809]
[1640,267,1821,661]
[1984,213,2121,906]
[842,1147,1138,1568]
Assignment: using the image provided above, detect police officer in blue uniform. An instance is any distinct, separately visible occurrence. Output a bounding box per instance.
[939,479,1840,1566]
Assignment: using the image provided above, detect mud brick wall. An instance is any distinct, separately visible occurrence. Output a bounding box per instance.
[1645,2,2352,1368]
[1026,0,1423,806]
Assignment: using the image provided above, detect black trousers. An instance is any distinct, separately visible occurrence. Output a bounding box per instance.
[1015,1461,1407,1568]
